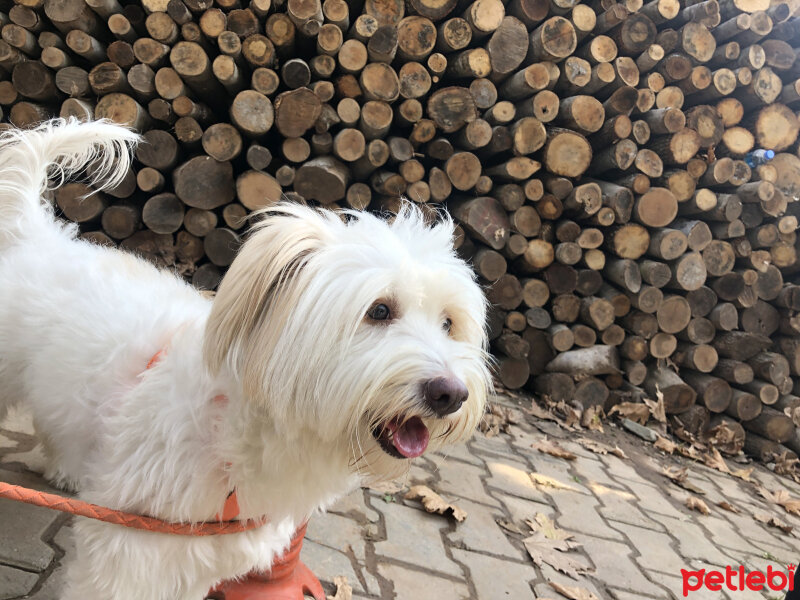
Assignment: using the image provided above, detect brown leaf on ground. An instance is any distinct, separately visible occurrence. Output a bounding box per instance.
[524,533,592,579]
[702,421,740,455]
[662,467,705,494]
[581,405,604,432]
[754,512,793,534]
[717,501,740,513]
[774,452,800,477]
[532,438,578,461]
[578,439,628,459]
[548,582,600,600]
[523,514,592,579]
[527,513,571,541]
[555,401,581,429]
[643,391,667,424]
[677,444,704,461]
[608,402,650,425]
[730,466,754,482]
[758,487,800,516]
[654,436,677,454]
[327,576,352,600]
[530,473,580,492]
[528,401,560,423]
[404,485,467,522]
[685,495,710,515]
[479,404,521,437]
[367,480,405,494]
[496,519,527,535]
[703,448,732,475]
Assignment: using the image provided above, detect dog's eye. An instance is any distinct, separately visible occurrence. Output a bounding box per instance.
[443,318,452,333]
[368,303,391,321]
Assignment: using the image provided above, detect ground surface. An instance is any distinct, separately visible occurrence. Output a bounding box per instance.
[1,398,799,600]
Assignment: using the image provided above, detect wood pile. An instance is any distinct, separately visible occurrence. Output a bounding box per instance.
[2,0,800,467]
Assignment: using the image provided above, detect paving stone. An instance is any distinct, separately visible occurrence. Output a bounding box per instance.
[609,522,685,575]
[573,456,628,491]
[0,565,38,600]
[527,451,593,496]
[373,499,463,578]
[301,539,374,596]
[0,469,61,571]
[469,433,515,460]
[493,492,555,526]
[328,489,381,524]
[533,563,603,599]
[608,588,661,600]
[549,489,625,541]
[700,514,767,555]
[27,526,73,600]
[446,499,524,560]
[646,514,735,566]
[377,563,469,600]
[703,470,766,506]
[307,511,368,561]
[430,458,501,508]
[575,534,658,596]
[715,509,795,553]
[450,548,536,599]
[485,458,546,503]
[646,570,732,600]
[431,441,485,467]
[598,454,647,483]
[619,479,686,520]
[592,483,665,531]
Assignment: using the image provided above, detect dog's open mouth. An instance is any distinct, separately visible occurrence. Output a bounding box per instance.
[373,416,430,459]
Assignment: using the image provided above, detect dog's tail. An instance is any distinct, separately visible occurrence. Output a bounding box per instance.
[0,118,139,249]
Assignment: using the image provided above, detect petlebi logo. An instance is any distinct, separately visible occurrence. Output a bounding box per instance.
[681,564,795,596]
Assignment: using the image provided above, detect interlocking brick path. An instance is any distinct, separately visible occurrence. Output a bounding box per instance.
[2,398,800,600]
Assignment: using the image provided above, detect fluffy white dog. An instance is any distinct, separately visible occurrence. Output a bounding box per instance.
[0,119,490,599]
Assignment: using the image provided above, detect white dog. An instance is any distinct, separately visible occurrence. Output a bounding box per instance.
[0,119,490,599]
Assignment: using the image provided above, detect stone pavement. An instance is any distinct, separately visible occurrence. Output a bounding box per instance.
[2,398,800,600]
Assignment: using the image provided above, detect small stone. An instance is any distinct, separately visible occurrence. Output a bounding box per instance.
[621,418,658,442]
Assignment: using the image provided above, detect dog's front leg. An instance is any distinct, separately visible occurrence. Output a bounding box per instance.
[62,520,225,600]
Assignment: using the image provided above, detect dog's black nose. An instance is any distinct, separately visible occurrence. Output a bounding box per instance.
[423,377,469,416]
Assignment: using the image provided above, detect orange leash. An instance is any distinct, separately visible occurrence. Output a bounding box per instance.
[0,482,265,535]
[0,348,267,536]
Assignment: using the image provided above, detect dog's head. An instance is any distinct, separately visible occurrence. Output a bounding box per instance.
[204,202,490,482]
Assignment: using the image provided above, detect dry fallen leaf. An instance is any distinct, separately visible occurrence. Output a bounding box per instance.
[717,501,740,513]
[404,485,467,522]
[528,401,560,423]
[479,404,521,437]
[532,438,577,461]
[555,401,582,429]
[644,391,667,424]
[754,512,793,534]
[327,576,352,600]
[522,514,593,579]
[548,581,600,600]
[608,402,650,425]
[530,473,580,492]
[677,444,704,461]
[703,448,732,475]
[581,405,604,432]
[578,439,628,459]
[685,495,710,515]
[773,452,800,477]
[496,519,527,535]
[702,421,741,455]
[730,466,754,482]
[662,467,705,495]
[527,513,571,541]
[654,436,677,454]
[758,487,800,516]
[367,480,405,495]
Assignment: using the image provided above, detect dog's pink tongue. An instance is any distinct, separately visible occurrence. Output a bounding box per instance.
[390,417,429,458]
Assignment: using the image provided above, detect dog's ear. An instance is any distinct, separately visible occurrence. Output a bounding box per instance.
[203,204,330,387]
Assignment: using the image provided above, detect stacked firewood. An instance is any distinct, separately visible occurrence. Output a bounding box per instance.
[1,0,800,465]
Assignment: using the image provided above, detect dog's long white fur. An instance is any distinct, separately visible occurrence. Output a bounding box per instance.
[0,119,490,599]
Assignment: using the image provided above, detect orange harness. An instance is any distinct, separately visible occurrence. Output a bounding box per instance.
[0,350,265,536]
